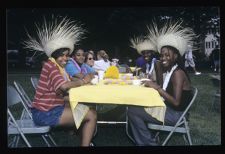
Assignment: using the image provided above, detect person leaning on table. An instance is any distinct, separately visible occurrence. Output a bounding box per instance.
[65,48,94,82]
[93,50,111,72]
[83,51,97,74]
[130,35,163,85]
[128,21,195,146]
[23,16,97,147]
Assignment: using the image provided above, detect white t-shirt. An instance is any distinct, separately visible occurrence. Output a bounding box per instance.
[185,49,194,60]
[93,59,111,71]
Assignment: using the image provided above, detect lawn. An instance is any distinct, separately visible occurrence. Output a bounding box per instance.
[7,69,221,146]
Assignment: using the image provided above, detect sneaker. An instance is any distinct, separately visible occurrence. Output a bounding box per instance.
[195,72,201,75]
[90,142,95,147]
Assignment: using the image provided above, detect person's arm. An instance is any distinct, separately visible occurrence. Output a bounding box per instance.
[144,70,184,107]
[70,73,94,84]
[49,63,85,97]
[83,73,95,83]
[158,70,184,107]
[65,60,80,78]
[72,73,85,79]
[59,79,85,93]
[155,60,163,87]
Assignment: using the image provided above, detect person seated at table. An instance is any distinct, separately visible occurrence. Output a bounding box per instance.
[118,57,133,73]
[136,55,146,68]
[65,48,94,83]
[128,21,195,146]
[88,50,95,56]
[83,51,97,75]
[130,36,163,85]
[23,16,97,146]
[93,50,111,72]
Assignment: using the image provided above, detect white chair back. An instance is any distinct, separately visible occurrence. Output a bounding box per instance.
[126,86,198,146]
[8,84,57,147]
[31,76,39,90]
[148,86,198,146]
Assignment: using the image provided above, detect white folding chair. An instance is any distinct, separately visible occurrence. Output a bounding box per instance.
[125,87,198,146]
[147,87,198,146]
[31,76,39,90]
[12,81,57,147]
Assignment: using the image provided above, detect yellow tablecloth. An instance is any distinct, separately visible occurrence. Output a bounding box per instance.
[129,67,136,72]
[129,67,142,73]
[69,81,166,129]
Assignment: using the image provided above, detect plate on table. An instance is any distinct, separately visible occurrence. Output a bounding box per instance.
[140,78,151,82]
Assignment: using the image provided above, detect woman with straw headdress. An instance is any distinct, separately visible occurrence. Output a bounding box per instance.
[130,24,163,85]
[23,16,97,146]
[128,21,195,146]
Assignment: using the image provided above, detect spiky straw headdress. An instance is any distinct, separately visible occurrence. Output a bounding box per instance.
[146,22,160,47]
[23,16,85,57]
[130,36,156,55]
[156,21,196,56]
[130,23,159,55]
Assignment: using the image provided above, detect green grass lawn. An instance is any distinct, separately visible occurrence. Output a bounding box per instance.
[7,70,221,146]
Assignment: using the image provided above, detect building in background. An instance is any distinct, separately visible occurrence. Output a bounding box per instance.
[204,30,220,57]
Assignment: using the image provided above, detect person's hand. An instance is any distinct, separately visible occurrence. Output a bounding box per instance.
[89,73,95,79]
[83,74,94,84]
[75,73,85,79]
[147,74,154,80]
[71,77,81,82]
[142,80,160,90]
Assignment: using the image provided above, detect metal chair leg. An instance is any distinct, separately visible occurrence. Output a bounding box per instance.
[93,124,98,137]
[41,134,51,147]
[15,135,21,147]
[184,119,192,145]
[182,134,188,145]
[125,107,135,143]
[186,131,192,145]
[8,110,31,147]
[93,105,98,137]
[48,134,57,146]
[9,135,19,147]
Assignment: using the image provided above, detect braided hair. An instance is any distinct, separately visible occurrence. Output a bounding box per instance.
[162,45,190,81]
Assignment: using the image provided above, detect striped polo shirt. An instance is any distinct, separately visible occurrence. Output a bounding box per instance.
[32,60,68,111]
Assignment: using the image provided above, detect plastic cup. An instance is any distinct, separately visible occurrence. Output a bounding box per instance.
[132,79,141,86]
[98,70,105,81]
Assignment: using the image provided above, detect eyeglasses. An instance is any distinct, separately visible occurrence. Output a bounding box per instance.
[88,57,94,60]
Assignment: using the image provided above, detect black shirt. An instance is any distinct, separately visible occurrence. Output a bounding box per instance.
[164,80,193,111]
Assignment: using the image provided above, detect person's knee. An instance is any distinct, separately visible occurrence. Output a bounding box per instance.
[127,108,133,117]
[127,107,138,120]
[87,109,97,122]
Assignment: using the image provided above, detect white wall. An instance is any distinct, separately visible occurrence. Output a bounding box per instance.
[204,33,219,57]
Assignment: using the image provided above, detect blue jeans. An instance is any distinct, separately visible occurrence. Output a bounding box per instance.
[31,105,65,126]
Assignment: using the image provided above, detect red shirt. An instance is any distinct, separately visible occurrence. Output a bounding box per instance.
[32,60,68,111]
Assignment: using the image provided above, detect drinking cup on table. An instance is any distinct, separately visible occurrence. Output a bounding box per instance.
[98,70,105,81]
[132,79,141,86]
[91,75,99,85]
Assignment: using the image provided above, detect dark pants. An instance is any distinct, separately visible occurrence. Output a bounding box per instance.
[127,106,183,146]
